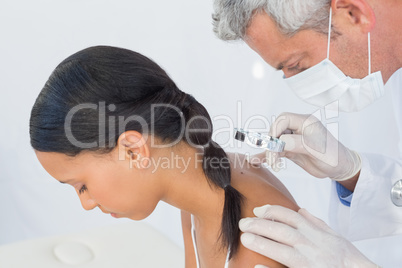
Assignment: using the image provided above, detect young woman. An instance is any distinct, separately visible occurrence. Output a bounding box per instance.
[30,46,299,268]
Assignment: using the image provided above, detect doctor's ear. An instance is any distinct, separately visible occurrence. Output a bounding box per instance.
[117,131,150,167]
[332,0,376,32]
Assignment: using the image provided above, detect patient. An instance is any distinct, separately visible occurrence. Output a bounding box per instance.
[30,46,298,268]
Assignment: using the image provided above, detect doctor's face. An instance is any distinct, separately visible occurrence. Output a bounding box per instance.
[35,150,162,221]
[244,12,370,80]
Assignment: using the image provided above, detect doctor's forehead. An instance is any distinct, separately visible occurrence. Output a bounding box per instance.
[245,13,286,51]
[244,11,326,69]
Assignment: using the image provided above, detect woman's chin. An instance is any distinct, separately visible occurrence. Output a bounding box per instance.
[127,213,149,221]
[110,213,123,218]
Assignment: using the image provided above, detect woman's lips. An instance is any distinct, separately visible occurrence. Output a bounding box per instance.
[98,206,121,218]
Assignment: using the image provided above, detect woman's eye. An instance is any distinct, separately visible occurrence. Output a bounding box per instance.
[79,185,88,194]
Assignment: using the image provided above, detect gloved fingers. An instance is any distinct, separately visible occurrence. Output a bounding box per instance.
[298,208,337,234]
[239,217,304,246]
[280,133,331,161]
[265,151,284,172]
[265,151,276,166]
[271,158,282,172]
[241,233,300,268]
[269,112,307,137]
[252,205,306,229]
[278,134,309,156]
[246,151,285,171]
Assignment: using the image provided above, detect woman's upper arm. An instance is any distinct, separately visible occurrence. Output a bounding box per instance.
[229,239,287,268]
[229,178,299,268]
[181,210,198,268]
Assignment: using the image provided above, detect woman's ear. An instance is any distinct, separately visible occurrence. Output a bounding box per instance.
[117,131,150,168]
[332,0,376,33]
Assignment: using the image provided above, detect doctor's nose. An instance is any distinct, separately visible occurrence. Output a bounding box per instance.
[76,191,97,211]
[282,69,299,79]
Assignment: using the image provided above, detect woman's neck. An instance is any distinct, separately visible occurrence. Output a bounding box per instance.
[154,145,224,222]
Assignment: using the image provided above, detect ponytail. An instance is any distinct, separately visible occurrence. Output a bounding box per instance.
[181,93,244,259]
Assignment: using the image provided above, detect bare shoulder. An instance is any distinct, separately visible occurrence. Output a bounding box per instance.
[227,152,298,209]
[226,152,299,268]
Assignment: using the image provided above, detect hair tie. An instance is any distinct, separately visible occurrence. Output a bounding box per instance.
[203,139,211,148]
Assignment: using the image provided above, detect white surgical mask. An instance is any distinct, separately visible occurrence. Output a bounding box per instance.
[284,8,384,112]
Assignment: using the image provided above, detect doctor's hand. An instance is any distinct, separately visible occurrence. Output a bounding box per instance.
[266,112,361,182]
[239,205,378,268]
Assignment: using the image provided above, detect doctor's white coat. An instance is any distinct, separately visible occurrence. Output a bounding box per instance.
[329,68,402,267]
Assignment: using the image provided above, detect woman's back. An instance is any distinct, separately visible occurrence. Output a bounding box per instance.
[183,153,299,268]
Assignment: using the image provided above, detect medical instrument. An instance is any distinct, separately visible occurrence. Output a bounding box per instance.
[267,113,361,180]
[234,128,285,153]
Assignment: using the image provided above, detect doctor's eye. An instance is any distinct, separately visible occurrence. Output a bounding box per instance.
[287,63,301,72]
[79,185,87,194]
[286,64,307,76]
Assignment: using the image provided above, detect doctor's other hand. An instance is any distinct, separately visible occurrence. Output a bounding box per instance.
[267,112,361,182]
[239,205,378,268]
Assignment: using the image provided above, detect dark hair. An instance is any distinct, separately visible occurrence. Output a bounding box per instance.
[30,46,244,259]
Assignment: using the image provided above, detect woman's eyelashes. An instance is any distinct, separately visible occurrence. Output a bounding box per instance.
[79,185,88,194]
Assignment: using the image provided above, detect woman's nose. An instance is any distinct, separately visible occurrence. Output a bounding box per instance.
[76,191,97,211]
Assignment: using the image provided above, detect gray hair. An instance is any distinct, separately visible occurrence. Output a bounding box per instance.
[212,0,331,40]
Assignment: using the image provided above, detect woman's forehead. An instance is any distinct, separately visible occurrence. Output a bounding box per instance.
[35,151,83,180]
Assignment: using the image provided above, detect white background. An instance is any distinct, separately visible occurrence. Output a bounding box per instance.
[0,0,399,250]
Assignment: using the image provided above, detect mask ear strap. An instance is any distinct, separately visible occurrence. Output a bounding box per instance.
[368,32,371,74]
[327,7,332,59]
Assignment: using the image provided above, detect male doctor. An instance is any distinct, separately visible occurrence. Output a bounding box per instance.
[213,0,401,267]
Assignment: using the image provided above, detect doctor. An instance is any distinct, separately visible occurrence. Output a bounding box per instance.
[213,0,401,267]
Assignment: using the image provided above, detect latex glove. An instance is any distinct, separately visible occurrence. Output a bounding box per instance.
[239,205,378,268]
[266,112,361,181]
